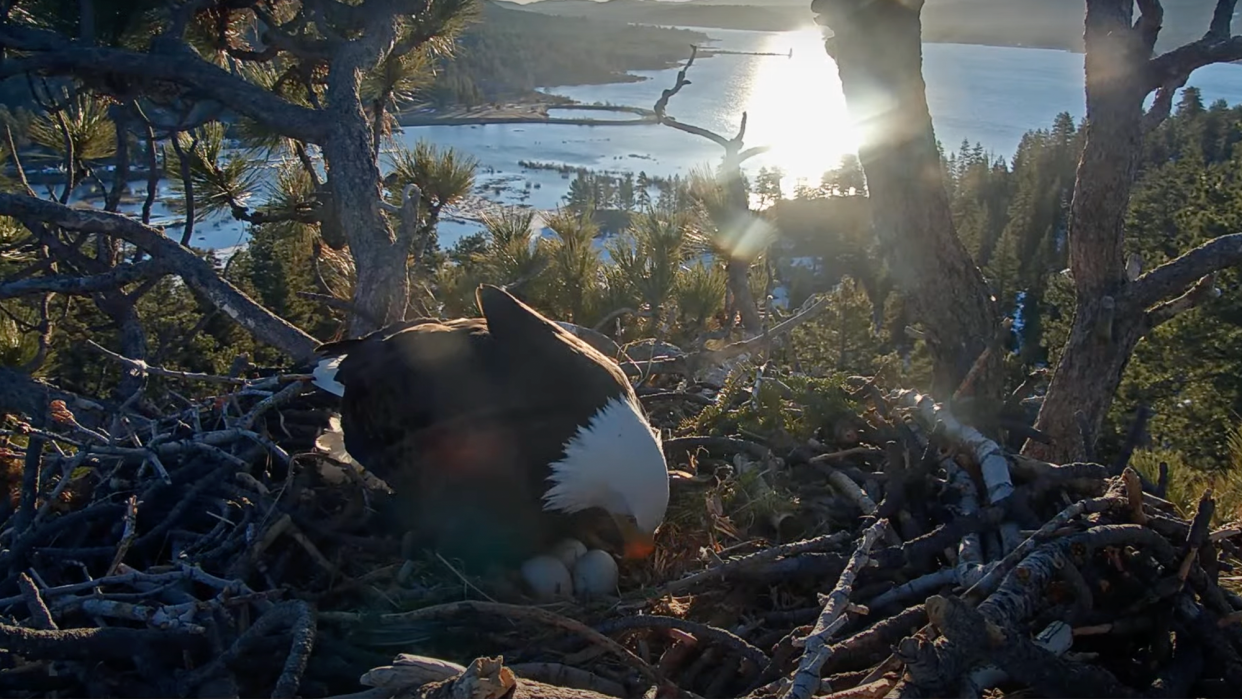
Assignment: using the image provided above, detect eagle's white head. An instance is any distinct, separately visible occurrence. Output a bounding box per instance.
[541,394,670,559]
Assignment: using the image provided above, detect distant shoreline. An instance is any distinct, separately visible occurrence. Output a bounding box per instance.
[397,102,656,128]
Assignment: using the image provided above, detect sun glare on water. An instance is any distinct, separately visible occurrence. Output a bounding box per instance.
[738,26,861,196]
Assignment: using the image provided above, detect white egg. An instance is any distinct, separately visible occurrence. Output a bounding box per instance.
[572,549,619,598]
[548,538,588,569]
[520,555,574,600]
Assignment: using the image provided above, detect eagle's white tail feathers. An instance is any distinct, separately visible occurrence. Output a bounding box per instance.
[312,355,347,396]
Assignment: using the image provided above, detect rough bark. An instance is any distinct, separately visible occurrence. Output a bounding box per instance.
[320,12,413,336]
[1026,0,1148,462]
[1025,0,1242,461]
[810,0,1001,398]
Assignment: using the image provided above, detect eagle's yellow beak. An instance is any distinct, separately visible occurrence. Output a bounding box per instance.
[612,513,657,559]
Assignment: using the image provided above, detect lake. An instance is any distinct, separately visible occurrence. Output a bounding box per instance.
[176,25,1242,251]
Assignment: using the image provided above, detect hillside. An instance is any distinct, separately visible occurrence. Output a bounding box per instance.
[424,2,710,106]
[509,0,1213,53]
[0,2,708,111]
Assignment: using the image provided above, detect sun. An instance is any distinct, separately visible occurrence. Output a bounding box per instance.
[740,26,862,197]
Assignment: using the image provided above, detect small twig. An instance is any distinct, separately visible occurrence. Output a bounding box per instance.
[594,614,769,668]
[659,530,853,595]
[87,339,250,384]
[105,495,140,575]
[435,552,498,603]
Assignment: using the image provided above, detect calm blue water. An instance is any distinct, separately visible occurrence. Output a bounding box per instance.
[182,26,1242,250]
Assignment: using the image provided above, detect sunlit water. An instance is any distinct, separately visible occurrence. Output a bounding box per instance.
[111,25,1242,251]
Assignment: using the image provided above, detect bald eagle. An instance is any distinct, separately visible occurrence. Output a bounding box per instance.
[310,285,670,573]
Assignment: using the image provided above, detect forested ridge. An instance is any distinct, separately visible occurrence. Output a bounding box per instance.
[515,0,1211,52]
[0,2,707,111]
[423,2,709,105]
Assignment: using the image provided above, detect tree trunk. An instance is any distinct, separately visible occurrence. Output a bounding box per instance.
[1026,295,1147,462]
[722,153,765,335]
[322,18,411,338]
[323,91,409,337]
[1024,0,1148,461]
[812,0,1001,398]
[727,257,762,334]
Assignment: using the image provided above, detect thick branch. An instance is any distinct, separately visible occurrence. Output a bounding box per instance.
[1134,0,1164,54]
[0,260,166,299]
[1208,0,1239,39]
[1146,35,1242,92]
[1147,273,1219,327]
[0,194,319,359]
[0,25,327,144]
[1130,233,1242,310]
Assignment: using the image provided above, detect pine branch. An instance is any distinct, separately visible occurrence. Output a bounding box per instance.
[0,193,319,360]
[0,260,166,300]
[0,24,327,144]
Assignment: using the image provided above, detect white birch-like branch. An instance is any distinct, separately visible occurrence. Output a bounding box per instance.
[894,390,1015,502]
[782,518,888,699]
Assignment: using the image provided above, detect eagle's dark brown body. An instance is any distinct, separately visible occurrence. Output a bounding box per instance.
[312,286,662,572]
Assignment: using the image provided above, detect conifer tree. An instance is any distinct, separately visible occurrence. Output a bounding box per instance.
[813,0,1242,461]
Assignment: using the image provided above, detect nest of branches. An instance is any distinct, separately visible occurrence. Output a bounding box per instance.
[0,350,1240,699]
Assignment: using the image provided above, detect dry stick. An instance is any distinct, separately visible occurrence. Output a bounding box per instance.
[509,663,628,698]
[593,614,768,668]
[1178,489,1216,585]
[658,530,854,595]
[239,378,311,430]
[963,620,1073,696]
[0,620,204,661]
[944,455,988,587]
[319,601,663,689]
[106,494,139,575]
[16,572,57,630]
[818,678,893,699]
[823,468,878,515]
[273,599,318,699]
[178,600,316,698]
[85,339,250,385]
[1122,466,1148,525]
[965,493,1126,604]
[782,518,888,699]
[895,390,1023,554]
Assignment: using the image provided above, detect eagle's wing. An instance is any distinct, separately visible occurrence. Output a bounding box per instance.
[323,319,496,477]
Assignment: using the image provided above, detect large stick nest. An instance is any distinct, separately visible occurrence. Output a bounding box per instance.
[0,357,1239,699]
